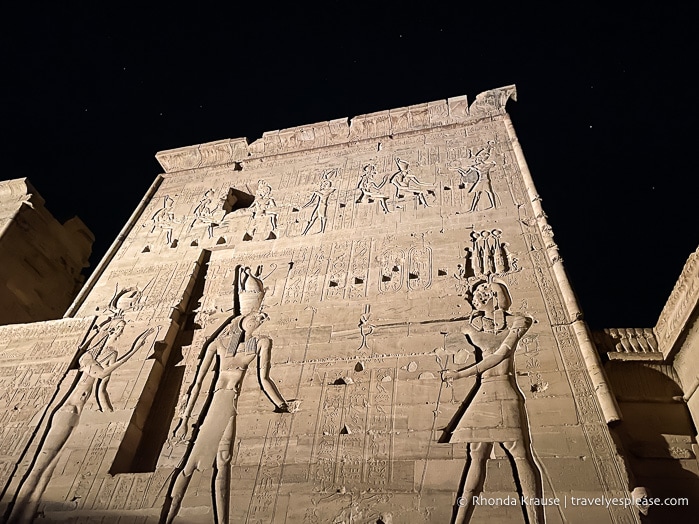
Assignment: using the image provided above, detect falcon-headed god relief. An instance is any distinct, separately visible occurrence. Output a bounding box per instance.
[163,266,293,524]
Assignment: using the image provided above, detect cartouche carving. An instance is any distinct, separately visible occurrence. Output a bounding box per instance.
[163,266,293,524]
[441,280,544,524]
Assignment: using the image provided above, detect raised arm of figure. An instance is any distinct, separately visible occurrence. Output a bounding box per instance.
[83,327,155,380]
[302,192,319,208]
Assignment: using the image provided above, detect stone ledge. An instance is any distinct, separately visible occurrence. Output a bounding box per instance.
[155,85,516,173]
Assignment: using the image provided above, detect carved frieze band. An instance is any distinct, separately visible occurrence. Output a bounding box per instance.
[155,86,516,173]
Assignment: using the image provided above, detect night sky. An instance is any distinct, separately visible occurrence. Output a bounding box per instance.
[1,5,696,329]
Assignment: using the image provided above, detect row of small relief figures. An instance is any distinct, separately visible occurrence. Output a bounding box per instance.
[597,327,659,354]
[145,150,499,245]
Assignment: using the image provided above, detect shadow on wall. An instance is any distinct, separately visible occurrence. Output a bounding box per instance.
[606,362,699,522]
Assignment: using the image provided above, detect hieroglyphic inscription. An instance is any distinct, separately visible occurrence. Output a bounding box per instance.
[247,417,292,523]
[366,368,394,487]
[303,246,330,301]
[311,374,345,492]
[407,246,432,291]
[283,247,311,305]
[325,242,352,301]
[378,248,405,294]
[655,247,699,354]
[0,318,93,494]
[528,250,567,325]
[347,240,371,299]
[309,367,394,492]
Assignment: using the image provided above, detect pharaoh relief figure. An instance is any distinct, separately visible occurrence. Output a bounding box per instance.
[164,266,293,524]
[458,147,498,212]
[7,316,155,523]
[441,280,544,524]
[302,169,337,235]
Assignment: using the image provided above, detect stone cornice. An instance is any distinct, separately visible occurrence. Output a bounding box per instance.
[655,245,699,358]
[155,85,517,174]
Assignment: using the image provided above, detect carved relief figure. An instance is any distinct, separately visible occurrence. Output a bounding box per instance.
[458,149,498,212]
[164,266,291,524]
[441,281,543,524]
[191,189,219,238]
[302,169,337,235]
[357,304,374,350]
[389,158,431,207]
[149,195,179,244]
[250,180,278,231]
[7,320,155,523]
[356,164,390,213]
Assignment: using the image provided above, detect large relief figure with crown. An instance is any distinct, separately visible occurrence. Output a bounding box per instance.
[441,277,544,524]
[163,266,292,524]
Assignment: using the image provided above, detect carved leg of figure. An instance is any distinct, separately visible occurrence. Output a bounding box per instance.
[8,456,58,524]
[503,440,544,524]
[485,191,496,210]
[379,198,389,213]
[319,217,327,233]
[469,193,481,212]
[96,378,114,412]
[454,442,492,524]
[166,229,173,244]
[165,469,193,524]
[269,214,278,230]
[8,409,78,524]
[214,416,236,524]
[302,216,316,235]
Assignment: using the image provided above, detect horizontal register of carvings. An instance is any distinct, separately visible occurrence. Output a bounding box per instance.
[154,86,516,173]
[654,245,699,358]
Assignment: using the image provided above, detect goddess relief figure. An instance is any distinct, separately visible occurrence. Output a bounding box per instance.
[389,158,431,207]
[163,266,291,524]
[250,180,278,230]
[441,281,544,524]
[7,320,155,523]
[356,164,390,213]
[149,195,179,244]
